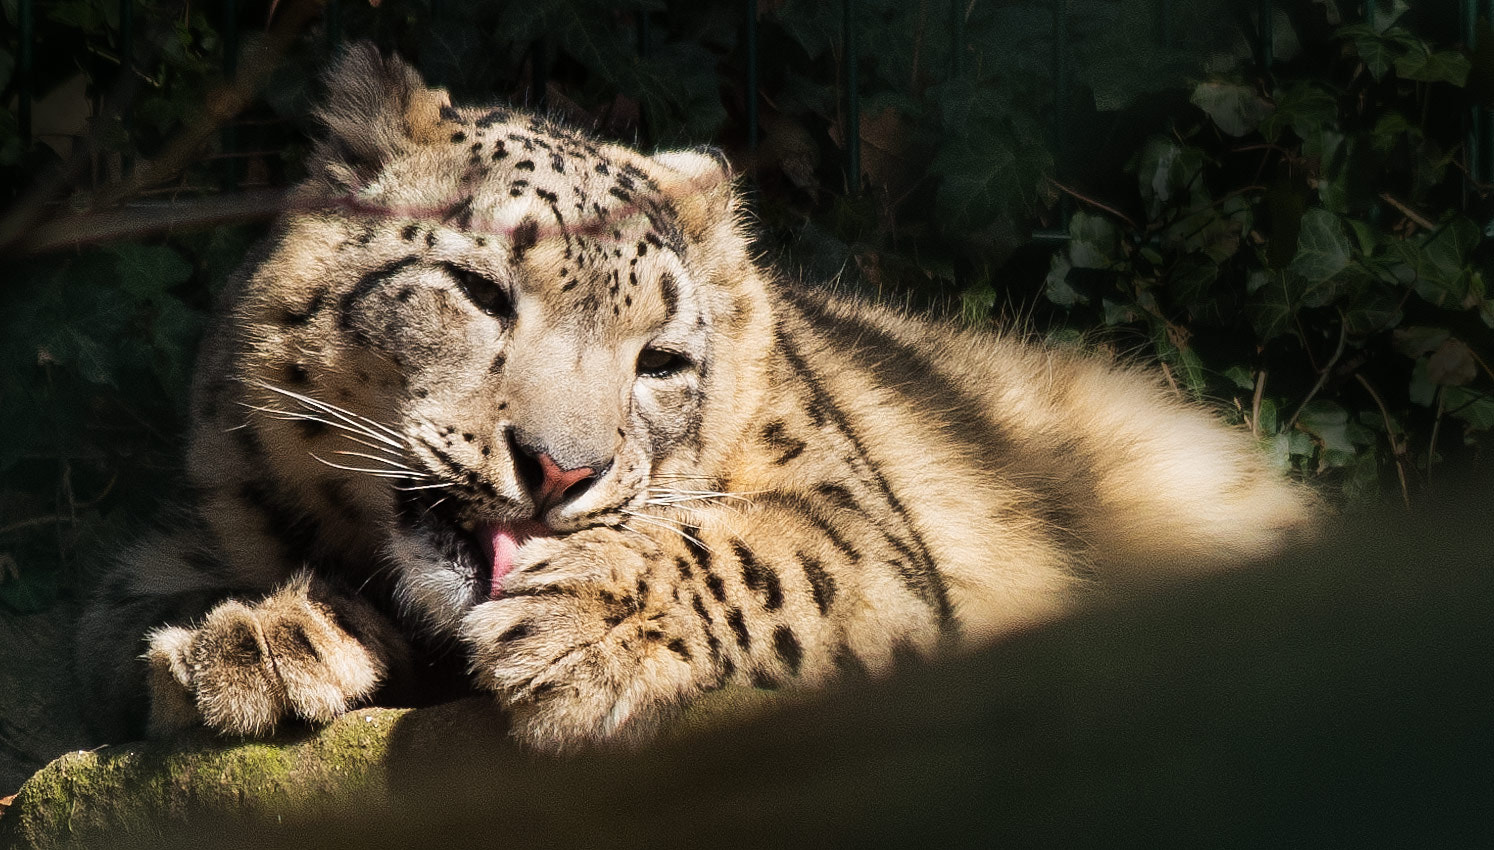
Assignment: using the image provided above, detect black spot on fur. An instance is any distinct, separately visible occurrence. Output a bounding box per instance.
[498,624,530,642]
[726,608,750,650]
[772,626,803,675]
[401,223,419,241]
[282,289,328,326]
[659,272,678,320]
[814,483,859,513]
[274,623,320,664]
[475,109,507,128]
[750,669,780,690]
[692,594,714,628]
[516,159,535,171]
[666,638,691,661]
[734,540,783,611]
[511,217,539,260]
[490,353,506,375]
[450,131,468,143]
[798,552,837,615]
[760,420,806,465]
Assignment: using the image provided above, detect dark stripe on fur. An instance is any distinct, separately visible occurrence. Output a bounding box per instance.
[733,540,783,611]
[338,256,419,332]
[771,307,954,624]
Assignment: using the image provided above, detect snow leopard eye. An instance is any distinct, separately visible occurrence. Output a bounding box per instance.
[445,264,513,320]
[636,347,691,379]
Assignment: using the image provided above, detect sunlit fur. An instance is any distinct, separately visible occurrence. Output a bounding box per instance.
[76,44,1313,752]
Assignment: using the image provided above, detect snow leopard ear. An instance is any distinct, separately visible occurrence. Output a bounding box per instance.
[651,147,738,245]
[310,42,451,186]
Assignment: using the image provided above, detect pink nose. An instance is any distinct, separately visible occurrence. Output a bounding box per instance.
[532,453,596,512]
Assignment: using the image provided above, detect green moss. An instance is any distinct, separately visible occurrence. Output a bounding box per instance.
[0,709,414,849]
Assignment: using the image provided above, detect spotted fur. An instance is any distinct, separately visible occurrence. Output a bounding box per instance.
[77,45,1312,752]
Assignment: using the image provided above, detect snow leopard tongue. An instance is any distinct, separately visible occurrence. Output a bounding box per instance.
[484,519,552,598]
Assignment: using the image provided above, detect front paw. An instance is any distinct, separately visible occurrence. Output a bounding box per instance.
[463,529,698,752]
[145,575,409,737]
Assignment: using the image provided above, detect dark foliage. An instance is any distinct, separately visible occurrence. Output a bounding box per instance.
[0,0,1489,613]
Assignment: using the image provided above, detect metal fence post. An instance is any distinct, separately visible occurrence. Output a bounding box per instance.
[745,0,759,163]
[843,0,859,194]
[18,0,33,145]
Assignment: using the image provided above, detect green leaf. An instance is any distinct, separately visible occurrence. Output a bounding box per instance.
[1391,326,1450,358]
[1133,136,1206,220]
[1445,387,1494,430]
[1288,209,1352,295]
[1260,82,1337,144]
[1247,268,1295,341]
[1393,41,1472,85]
[1297,400,1358,461]
[1369,111,1416,154]
[1405,217,1480,308]
[1067,211,1119,269]
[1223,365,1255,391]
[1353,32,1397,80]
[1043,255,1088,308]
[109,244,193,299]
[1169,253,1218,306]
[1190,81,1274,137]
[1101,298,1141,326]
[1341,285,1402,334]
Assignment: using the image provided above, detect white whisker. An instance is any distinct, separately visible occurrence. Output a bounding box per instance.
[329,450,424,474]
[250,381,407,445]
[308,453,423,479]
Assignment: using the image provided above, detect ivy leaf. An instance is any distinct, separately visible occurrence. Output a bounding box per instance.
[1392,325,1450,358]
[1067,211,1119,269]
[1133,136,1205,220]
[1223,365,1255,391]
[1341,285,1402,334]
[1393,40,1472,86]
[932,112,1051,230]
[1043,254,1088,308]
[1296,399,1357,459]
[1260,81,1337,144]
[1403,217,1480,308]
[1444,386,1494,430]
[1369,110,1417,155]
[1288,209,1352,295]
[1190,81,1274,137]
[1169,253,1218,306]
[1342,26,1397,80]
[1247,268,1295,341]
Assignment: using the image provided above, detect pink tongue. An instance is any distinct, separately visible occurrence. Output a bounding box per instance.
[485,520,552,598]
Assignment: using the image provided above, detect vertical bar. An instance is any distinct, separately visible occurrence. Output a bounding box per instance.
[18,0,32,145]
[1464,0,1494,189]
[636,12,652,147]
[1053,0,1069,227]
[843,0,859,193]
[120,0,135,175]
[1365,0,1375,31]
[222,0,240,189]
[745,0,758,161]
[532,39,550,109]
[950,0,962,77]
[326,0,343,48]
[1257,0,1273,74]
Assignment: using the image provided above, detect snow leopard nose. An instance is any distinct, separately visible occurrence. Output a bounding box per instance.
[507,430,604,512]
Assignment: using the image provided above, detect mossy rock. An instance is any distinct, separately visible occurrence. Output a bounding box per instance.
[4,500,1492,849]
